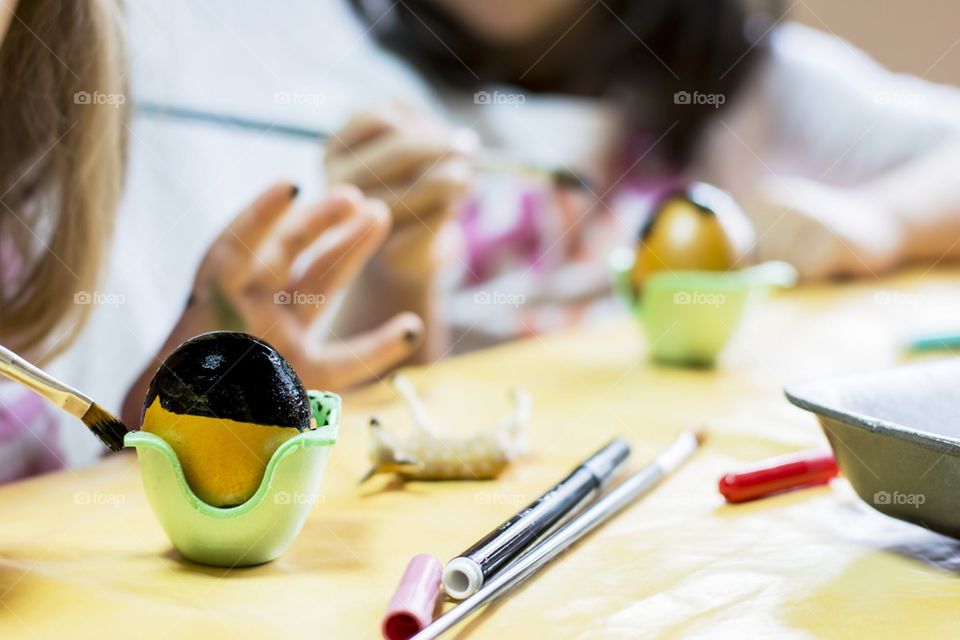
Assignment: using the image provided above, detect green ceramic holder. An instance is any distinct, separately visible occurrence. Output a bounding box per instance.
[125,390,340,567]
[610,248,797,366]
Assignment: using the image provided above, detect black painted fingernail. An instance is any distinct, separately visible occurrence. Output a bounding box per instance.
[403,328,419,345]
[290,184,300,199]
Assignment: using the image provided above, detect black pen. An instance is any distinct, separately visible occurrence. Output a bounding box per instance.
[442,438,630,599]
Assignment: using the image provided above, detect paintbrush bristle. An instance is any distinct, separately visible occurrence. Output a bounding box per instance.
[80,403,129,452]
[551,168,594,192]
[693,429,708,446]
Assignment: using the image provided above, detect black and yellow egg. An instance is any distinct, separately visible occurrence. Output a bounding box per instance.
[631,183,755,293]
[141,331,312,507]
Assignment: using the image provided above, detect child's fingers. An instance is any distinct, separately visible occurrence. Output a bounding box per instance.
[367,156,473,226]
[326,101,440,157]
[326,128,478,189]
[309,312,424,389]
[222,181,298,252]
[326,107,402,158]
[374,207,458,276]
[211,181,298,289]
[292,198,391,321]
[258,186,361,281]
[326,130,448,187]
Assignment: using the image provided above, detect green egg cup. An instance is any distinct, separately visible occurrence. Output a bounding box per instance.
[125,390,340,567]
[609,248,797,366]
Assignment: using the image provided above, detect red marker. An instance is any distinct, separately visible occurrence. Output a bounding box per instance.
[719,450,839,503]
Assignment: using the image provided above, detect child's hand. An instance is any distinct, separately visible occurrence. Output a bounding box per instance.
[185,182,423,389]
[324,103,477,281]
[750,177,904,279]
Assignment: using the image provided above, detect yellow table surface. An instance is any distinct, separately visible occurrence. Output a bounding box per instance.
[3,271,960,639]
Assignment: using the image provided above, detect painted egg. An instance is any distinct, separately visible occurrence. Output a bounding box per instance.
[631,183,755,293]
[141,331,311,507]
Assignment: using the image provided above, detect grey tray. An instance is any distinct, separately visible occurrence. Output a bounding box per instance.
[786,359,960,539]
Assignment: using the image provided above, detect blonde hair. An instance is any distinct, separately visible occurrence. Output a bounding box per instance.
[0,0,126,362]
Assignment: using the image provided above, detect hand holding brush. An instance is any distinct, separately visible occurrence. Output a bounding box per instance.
[0,344,129,451]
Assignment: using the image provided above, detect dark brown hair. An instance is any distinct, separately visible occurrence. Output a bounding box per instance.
[349,0,781,168]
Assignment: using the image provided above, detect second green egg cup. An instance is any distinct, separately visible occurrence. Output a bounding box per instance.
[609,248,797,366]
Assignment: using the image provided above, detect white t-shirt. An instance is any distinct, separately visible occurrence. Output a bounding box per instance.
[699,23,960,196]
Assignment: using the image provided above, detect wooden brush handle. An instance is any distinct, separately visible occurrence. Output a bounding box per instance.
[0,344,92,418]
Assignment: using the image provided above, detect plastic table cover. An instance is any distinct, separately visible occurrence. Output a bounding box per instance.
[1,270,959,639]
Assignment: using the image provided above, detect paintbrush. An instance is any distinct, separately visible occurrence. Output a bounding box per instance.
[135,101,593,191]
[411,429,705,639]
[0,344,128,451]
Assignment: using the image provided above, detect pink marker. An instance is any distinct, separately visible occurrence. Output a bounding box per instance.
[382,554,442,640]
